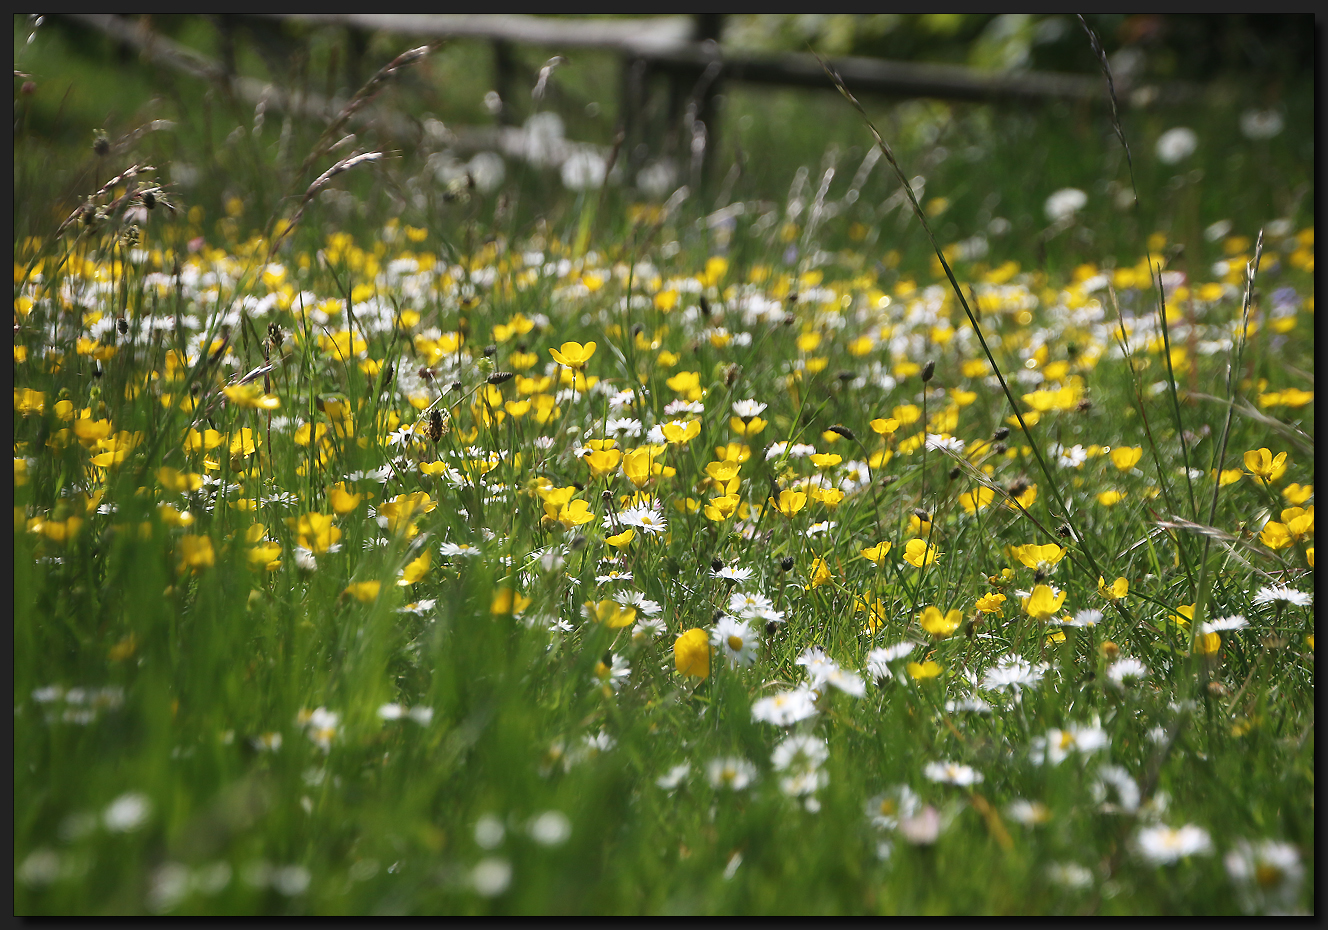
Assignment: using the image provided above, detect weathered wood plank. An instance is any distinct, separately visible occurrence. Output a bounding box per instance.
[259,13,696,56]
[255,13,1198,105]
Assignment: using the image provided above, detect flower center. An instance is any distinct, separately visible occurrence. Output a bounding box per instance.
[1255,864,1283,888]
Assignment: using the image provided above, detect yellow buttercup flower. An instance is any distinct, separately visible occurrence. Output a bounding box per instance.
[229,427,260,457]
[920,606,962,638]
[380,492,436,535]
[1259,521,1294,550]
[585,599,637,628]
[222,382,281,410]
[704,495,740,522]
[772,489,807,517]
[809,486,844,508]
[178,534,215,570]
[730,416,767,436]
[73,417,113,443]
[1244,447,1287,481]
[674,628,711,679]
[662,420,701,444]
[247,541,282,570]
[157,467,204,493]
[605,528,636,548]
[289,512,342,553]
[344,580,382,603]
[553,499,596,529]
[30,514,83,543]
[959,487,995,514]
[397,549,431,586]
[582,447,622,478]
[328,483,364,514]
[548,341,596,369]
[1023,585,1066,620]
[666,370,704,401]
[1281,483,1313,505]
[907,660,942,680]
[621,448,655,488]
[1110,446,1143,471]
[1009,543,1066,571]
[860,541,892,564]
[704,460,741,483]
[491,588,533,616]
[903,538,939,568]
[1007,484,1038,510]
[1098,576,1129,600]
[1170,604,1195,629]
[856,597,889,633]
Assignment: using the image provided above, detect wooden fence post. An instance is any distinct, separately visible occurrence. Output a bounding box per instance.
[492,39,519,125]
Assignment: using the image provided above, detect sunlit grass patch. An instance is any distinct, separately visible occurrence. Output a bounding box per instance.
[13,28,1314,915]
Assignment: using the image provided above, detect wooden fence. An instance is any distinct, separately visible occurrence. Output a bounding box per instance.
[59,14,1198,184]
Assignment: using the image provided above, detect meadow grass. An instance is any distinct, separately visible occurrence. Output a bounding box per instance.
[13,23,1315,915]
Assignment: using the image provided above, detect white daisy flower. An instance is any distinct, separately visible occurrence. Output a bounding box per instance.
[796,646,838,686]
[981,655,1048,695]
[1155,126,1198,164]
[727,590,774,618]
[1091,764,1141,814]
[663,399,705,416]
[780,768,829,798]
[1030,719,1110,766]
[946,697,992,714]
[750,687,819,726]
[619,591,663,616]
[1046,862,1094,889]
[713,615,758,667]
[866,643,916,681]
[1107,657,1149,684]
[925,434,965,454]
[619,499,668,536]
[866,785,921,831]
[1061,608,1102,628]
[605,416,642,437]
[706,756,757,790]
[1134,823,1212,864]
[1006,799,1051,827]
[593,654,631,692]
[821,666,866,698]
[771,733,828,774]
[656,763,690,791]
[924,761,982,786]
[1044,187,1088,223]
[731,399,767,418]
[1224,839,1304,914]
[439,541,482,558]
[632,616,667,638]
[1053,442,1088,468]
[1252,585,1311,607]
